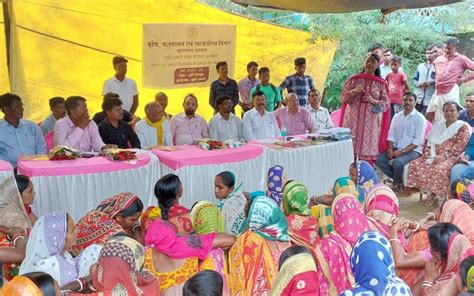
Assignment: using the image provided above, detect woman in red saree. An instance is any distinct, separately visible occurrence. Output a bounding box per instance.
[340,53,391,162]
[71,192,144,255]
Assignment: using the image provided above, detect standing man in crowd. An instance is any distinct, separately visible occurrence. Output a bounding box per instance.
[279,57,316,107]
[243,91,280,141]
[451,93,474,182]
[274,93,315,136]
[55,96,112,152]
[413,46,436,115]
[209,61,239,114]
[102,56,139,114]
[376,92,426,193]
[0,93,47,168]
[426,37,474,123]
[209,94,244,142]
[135,102,172,148]
[306,89,333,130]
[250,67,282,112]
[40,96,66,135]
[380,48,404,79]
[170,94,209,145]
[93,93,139,125]
[238,61,259,115]
[98,96,141,149]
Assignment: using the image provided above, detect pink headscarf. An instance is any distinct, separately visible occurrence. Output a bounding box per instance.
[332,193,371,246]
[144,219,216,260]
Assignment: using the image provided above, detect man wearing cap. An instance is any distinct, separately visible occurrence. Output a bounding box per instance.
[102,56,139,114]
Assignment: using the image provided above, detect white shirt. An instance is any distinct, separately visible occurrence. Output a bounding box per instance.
[387,108,426,154]
[102,76,138,112]
[243,108,280,141]
[209,113,244,142]
[134,119,173,148]
[306,105,334,130]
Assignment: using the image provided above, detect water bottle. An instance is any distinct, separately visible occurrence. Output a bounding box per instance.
[281,124,287,143]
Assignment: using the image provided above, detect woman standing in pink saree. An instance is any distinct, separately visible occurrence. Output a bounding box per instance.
[340,53,391,162]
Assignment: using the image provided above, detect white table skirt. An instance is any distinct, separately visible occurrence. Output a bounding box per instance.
[30,153,161,222]
[264,140,354,196]
[160,154,267,208]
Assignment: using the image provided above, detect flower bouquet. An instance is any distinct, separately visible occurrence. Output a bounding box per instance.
[196,139,225,150]
[48,146,81,161]
[103,148,137,161]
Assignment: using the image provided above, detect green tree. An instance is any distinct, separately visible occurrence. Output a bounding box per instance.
[201,0,474,109]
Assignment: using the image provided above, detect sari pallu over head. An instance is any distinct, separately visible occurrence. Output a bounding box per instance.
[270,253,319,296]
[312,176,359,238]
[247,196,290,241]
[428,233,472,295]
[440,199,474,245]
[364,184,407,249]
[340,230,412,296]
[74,236,159,296]
[217,173,247,236]
[282,181,319,248]
[331,192,370,247]
[19,212,101,286]
[355,160,379,202]
[0,176,32,230]
[71,192,139,255]
[339,73,391,153]
[267,165,286,206]
[190,200,224,234]
[427,120,472,158]
[314,232,354,295]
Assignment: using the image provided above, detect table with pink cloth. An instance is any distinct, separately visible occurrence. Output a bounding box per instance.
[17,150,161,221]
[152,144,266,207]
[256,138,354,196]
[0,160,14,184]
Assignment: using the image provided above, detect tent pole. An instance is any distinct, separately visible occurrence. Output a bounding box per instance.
[2,0,11,79]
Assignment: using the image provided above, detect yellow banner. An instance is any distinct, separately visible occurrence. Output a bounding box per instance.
[143,23,236,88]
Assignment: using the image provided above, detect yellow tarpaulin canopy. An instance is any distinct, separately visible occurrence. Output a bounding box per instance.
[2,0,337,122]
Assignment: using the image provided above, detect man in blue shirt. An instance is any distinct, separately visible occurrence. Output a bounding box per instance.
[451,93,474,182]
[0,93,47,168]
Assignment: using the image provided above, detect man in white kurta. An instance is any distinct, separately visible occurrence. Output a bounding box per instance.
[243,90,280,141]
[135,102,172,148]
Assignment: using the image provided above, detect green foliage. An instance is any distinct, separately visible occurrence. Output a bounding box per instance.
[200,0,474,110]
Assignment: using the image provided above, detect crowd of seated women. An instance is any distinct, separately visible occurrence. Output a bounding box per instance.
[0,160,474,296]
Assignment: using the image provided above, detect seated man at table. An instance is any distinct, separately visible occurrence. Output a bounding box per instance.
[209,94,244,142]
[306,89,333,130]
[243,90,280,141]
[375,92,426,192]
[39,96,66,135]
[98,95,141,149]
[92,93,139,125]
[274,93,315,136]
[135,102,172,148]
[0,93,47,167]
[169,94,209,145]
[55,96,113,152]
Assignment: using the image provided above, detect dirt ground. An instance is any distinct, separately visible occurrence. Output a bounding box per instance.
[398,192,438,220]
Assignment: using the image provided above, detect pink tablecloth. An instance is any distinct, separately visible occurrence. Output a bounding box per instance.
[0,160,13,172]
[17,154,151,177]
[152,144,265,170]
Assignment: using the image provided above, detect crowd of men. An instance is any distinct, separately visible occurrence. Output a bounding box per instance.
[0,37,473,183]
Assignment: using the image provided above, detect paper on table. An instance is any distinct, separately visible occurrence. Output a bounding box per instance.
[151,146,177,151]
[256,138,279,144]
[21,155,49,161]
